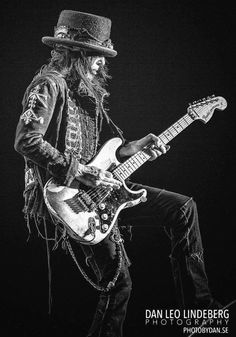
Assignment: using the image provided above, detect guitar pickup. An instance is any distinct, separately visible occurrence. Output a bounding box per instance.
[65,191,97,213]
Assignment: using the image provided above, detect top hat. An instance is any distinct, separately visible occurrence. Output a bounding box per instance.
[42,10,117,57]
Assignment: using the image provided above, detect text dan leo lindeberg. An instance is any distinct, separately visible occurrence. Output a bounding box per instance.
[145,309,229,325]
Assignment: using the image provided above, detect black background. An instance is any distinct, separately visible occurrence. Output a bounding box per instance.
[1,0,236,336]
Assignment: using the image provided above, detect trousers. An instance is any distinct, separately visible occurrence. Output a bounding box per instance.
[80,182,214,337]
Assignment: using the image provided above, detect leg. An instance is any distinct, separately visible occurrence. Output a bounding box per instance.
[120,181,216,308]
[80,226,132,337]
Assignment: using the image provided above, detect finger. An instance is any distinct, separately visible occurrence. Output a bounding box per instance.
[103,177,122,187]
[101,171,122,187]
[99,170,114,180]
[159,144,167,154]
[148,149,159,161]
[155,139,166,150]
[86,166,100,177]
[151,144,165,154]
[148,133,159,143]
[152,143,170,154]
[104,171,113,178]
[159,144,170,153]
[98,171,105,180]
[100,180,121,189]
[96,170,122,188]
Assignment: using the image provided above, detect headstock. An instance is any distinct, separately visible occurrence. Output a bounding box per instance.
[187,95,227,123]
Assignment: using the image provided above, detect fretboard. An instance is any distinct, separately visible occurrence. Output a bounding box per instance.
[113,112,194,181]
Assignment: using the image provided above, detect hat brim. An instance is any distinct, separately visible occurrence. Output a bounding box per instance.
[42,36,117,57]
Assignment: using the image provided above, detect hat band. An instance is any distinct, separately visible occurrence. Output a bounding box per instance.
[54,26,114,50]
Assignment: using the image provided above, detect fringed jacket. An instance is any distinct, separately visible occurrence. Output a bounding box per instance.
[14,71,124,231]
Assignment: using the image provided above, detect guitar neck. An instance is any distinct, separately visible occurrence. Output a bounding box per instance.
[113,112,195,181]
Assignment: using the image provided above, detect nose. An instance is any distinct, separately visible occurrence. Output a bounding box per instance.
[96,57,105,67]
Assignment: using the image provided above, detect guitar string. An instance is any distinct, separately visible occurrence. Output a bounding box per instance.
[78,140,170,204]
[78,150,149,205]
[82,185,112,204]
[84,169,124,200]
[76,137,173,204]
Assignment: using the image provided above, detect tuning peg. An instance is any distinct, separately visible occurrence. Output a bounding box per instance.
[207,95,215,99]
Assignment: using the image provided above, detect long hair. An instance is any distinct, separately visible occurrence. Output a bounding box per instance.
[37,47,111,103]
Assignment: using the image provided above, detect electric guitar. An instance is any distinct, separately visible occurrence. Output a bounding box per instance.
[44,95,227,245]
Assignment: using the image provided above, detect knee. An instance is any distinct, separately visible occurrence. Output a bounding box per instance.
[170,197,198,234]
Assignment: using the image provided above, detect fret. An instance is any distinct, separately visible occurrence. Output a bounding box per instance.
[124,159,133,170]
[123,162,133,174]
[163,130,174,140]
[121,167,130,176]
[129,158,140,168]
[183,115,191,125]
[125,165,135,174]
[169,126,178,136]
[135,152,147,164]
[121,172,129,180]
[179,119,187,128]
[138,151,150,161]
[134,153,143,165]
[114,168,126,180]
[117,156,142,179]
[173,122,183,133]
[159,133,169,144]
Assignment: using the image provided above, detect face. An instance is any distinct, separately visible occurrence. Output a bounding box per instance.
[87,56,105,79]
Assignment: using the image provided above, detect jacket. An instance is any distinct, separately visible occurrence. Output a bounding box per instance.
[14,71,124,228]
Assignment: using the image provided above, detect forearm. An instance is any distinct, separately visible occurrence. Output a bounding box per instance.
[15,131,78,183]
[118,134,170,161]
[118,141,136,158]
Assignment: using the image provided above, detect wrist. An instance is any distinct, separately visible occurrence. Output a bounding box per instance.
[119,141,137,158]
[76,164,100,178]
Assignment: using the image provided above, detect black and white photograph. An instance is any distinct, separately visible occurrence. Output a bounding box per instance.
[1,0,235,336]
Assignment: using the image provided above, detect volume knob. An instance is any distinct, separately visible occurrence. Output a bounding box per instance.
[102,224,109,231]
[99,203,106,210]
[101,213,108,220]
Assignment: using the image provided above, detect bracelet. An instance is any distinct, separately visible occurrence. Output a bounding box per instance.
[76,164,99,177]
[84,166,99,177]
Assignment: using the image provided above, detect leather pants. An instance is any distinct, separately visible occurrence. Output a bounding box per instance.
[80,182,214,336]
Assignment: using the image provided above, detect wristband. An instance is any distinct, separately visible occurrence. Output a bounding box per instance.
[77,164,99,177]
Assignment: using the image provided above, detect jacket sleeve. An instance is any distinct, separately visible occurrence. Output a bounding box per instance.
[14,77,79,185]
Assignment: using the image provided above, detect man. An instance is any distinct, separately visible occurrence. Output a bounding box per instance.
[15,10,221,337]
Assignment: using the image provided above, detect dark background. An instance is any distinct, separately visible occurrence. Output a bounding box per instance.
[1,0,235,336]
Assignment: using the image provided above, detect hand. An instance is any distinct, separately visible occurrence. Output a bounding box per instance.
[148,138,170,161]
[119,133,170,161]
[76,165,122,189]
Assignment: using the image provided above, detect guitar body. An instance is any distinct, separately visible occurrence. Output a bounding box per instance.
[44,138,147,245]
[44,96,227,245]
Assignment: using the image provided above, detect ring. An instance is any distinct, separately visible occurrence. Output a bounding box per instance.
[99,172,105,180]
[96,179,102,186]
[88,167,99,177]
